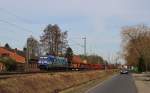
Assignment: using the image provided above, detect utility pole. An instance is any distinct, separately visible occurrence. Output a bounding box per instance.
[82,37,86,56]
[26,37,31,72]
[25,40,28,72]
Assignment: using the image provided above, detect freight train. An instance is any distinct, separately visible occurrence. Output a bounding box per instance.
[38,55,116,71]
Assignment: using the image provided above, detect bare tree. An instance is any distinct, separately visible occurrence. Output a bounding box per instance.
[26,36,39,61]
[40,24,68,56]
[59,31,68,55]
[121,24,150,72]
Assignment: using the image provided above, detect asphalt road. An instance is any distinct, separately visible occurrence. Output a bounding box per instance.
[86,74,137,93]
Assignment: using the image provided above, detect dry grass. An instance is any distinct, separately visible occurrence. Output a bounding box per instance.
[0,70,117,93]
[60,70,117,93]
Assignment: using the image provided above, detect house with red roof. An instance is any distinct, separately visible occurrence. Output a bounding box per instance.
[0,47,25,63]
[0,47,26,71]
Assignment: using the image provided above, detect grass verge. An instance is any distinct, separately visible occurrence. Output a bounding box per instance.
[0,70,117,93]
[60,71,116,93]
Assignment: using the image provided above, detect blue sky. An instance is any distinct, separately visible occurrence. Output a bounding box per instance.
[0,0,150,59]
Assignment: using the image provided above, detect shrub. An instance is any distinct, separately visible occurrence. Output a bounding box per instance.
[0,57,17,71]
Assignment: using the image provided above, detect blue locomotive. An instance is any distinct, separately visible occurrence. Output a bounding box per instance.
[38,55,68,70]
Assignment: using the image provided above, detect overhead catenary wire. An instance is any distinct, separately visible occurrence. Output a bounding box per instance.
[69,38,88,55]
[0,19,33,34]
[0,7,35,35]
[0,7,32,24]
[69,39,84,48]
[0,7,89,56]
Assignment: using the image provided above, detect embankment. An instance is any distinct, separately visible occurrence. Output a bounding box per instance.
[0,70,117,93]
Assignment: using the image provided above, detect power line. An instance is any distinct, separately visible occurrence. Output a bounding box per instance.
[0,7,32,23]
[69,37,87,56]
[0,7,34,34]
[69,39,84,48]
[0,19,33,34]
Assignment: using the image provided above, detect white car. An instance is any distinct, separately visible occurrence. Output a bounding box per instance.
[120,69,128,74]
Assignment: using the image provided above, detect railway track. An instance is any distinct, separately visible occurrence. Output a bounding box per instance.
[0,70,67,79]
[0,71,50,79]
[0,70,92,79]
